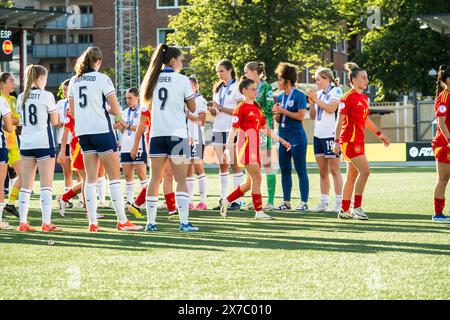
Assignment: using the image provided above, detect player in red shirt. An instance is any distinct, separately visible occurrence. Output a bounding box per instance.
[219,77,290,220]
[431,64,450,222]
[129,105,178,220]
[333,63,390,220]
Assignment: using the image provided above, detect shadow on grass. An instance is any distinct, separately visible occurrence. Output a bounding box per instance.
[1,209,449,256]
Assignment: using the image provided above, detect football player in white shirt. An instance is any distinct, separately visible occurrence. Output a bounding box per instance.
[54,79,76,207]
[68,46,142,232]
[0,94,13,230]
[186,77,208,210]
[136,44,198,232]
[209,60,245,211]
[114,87,148,205]
[307,68,344,213]
[16,65,61,232]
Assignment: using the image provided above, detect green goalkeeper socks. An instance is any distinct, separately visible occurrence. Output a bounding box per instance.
[266,173,276,205]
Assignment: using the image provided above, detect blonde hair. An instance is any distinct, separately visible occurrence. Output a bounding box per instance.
[21,64,47,110]
[245,61,266,80]
[316,67,337,87]
[74,46,103,78]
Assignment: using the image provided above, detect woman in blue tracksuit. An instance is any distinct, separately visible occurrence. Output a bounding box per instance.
[272,62,309,212]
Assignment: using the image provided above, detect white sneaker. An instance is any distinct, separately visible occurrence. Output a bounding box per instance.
[352,207,369,220]
[263,203,275,211]
[255,211,273,220]
[0,221,13,230]
[338,210,353,219]
[98,201,108,208]
[57,195,66,217]
[296,202,309,212]
[311,202,328,213]
[334,204,341,213]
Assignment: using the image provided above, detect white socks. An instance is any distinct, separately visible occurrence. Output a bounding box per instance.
[18,188,32,224]
[198,174,207,203]
[320,194,329,204]
[108,180,127,224]
[176,192,190,224]
[0,202,4,222]
[219,172,229,200]
[187,177,195,203]
[85,183,98,225]
[97,176,106,203]
[146,196,158,225]
[140,179,148,188]
[125,181,135,204]
[335,195,343,208]
[40,187,53,225]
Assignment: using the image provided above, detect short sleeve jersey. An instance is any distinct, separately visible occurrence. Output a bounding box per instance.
[17,88,57,150]
[150,67,194,139]
[68,70,116,137]
[0,96,12,149]
[188,94,207,144]
[338,89,370,144]
[313,85,342,139]
[213,81,244,132]
[433,89,450,148]
[120,105,145,153]
[275,88,307,135]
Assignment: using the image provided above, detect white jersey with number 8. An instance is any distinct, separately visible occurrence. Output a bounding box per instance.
[150,68,194,139]
[68,71,116,137]
[17,89,57,150]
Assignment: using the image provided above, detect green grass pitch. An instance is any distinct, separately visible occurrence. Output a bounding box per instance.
[0,168,449,299]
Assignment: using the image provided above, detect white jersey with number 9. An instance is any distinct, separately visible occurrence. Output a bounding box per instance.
[150,68,194,139]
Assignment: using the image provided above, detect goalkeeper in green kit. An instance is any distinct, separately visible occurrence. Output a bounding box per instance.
[244,61,276,210]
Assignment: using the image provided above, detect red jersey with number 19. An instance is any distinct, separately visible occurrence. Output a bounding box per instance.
[232,102,266,167]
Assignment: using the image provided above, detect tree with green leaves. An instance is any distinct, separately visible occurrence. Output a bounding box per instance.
[335,0,450,101]
[0,1,13,7]
[168,0,344,98]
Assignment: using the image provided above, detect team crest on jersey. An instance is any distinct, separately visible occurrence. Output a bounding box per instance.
[232,116,239,124]
[439,105,447,113]
[287,101,294,107]
[227,91,232,96]
[354,145,361,153]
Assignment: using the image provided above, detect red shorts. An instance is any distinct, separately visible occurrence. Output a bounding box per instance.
[70,143,85,170]
[341,142,365,162]
[236,136,260,167]
[433,144,450,164]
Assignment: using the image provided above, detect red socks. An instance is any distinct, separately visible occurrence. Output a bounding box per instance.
[251,193,263,212]
[62,189,78,202]
[434,197,445,215]
[341,200,351,212]
[164,192,177,213]
[134,186,147,207]
[227,186,244,203]
[354,195,362,209]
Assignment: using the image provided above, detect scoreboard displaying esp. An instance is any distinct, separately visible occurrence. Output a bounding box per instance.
[0,30,13,61]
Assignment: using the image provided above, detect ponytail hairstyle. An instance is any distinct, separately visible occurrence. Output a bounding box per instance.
[140,44,182,104]
[245,61,267,81]
[213,60,237,93]
[344,62,365,86]
[0,72,12,86]
[275,62,298,87]
[21,64,48,110]
[316,67,338,87]
[436,65,450,99]
[74,46,103,78]
[238,76,261,110]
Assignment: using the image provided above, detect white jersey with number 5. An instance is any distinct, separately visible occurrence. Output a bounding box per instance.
[68,70,115,137]
[150,68,194,139]
[17,88,57,150]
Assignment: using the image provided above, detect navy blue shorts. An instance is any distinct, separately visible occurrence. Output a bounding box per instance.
[149,136,190,158]
[313,136,339,158]
[191,143,205,160]
[120,151,148,164]
[21,148,56,161]
[78,132,117,155]
[211,131,237,146]
[0,148,8,164]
